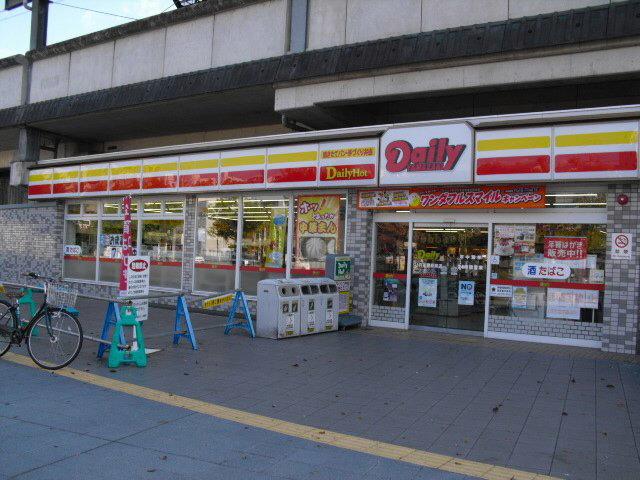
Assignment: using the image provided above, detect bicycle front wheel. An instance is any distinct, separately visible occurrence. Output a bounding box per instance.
[27,309,83,370]
[0,299,15,357]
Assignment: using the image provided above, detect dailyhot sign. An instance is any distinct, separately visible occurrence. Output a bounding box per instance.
[380,123,474,185]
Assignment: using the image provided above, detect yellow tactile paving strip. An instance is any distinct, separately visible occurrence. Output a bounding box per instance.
[3,352,557,480]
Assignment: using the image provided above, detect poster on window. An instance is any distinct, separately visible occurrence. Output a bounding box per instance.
[547,288,599,309]
[265,211,288,268]
[544,236,587,268]
[295,195,341,265]
[382,278,399,303]
[512,286,528,309]
[458,280,475,305]
[418,277,438,308]
[493,225,536,256]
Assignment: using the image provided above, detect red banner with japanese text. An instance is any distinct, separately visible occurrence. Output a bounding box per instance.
[357,184,546,210]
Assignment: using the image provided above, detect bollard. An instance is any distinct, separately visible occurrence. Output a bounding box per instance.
[108,305,147,368]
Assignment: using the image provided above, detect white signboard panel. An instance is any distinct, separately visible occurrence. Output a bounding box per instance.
[611,232,633,260]
[121,256,150,322]
[380,123,474,185]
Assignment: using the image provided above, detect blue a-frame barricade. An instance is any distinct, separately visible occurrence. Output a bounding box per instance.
[97,301,126,359]
[98,294,198,359]
[173,295,198,349]
[224,290,255,338]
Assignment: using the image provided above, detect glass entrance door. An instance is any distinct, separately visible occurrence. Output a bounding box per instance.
[409,224,488,331]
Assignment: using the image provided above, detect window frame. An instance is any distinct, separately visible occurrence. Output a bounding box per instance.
[63,196,186,291]
[192,190,349,297]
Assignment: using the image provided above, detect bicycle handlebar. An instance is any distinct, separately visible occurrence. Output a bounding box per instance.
[22,272,56,283]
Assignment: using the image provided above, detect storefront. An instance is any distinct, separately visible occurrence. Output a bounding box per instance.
[26,112,640,352]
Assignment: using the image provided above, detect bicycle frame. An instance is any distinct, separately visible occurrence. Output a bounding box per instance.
[1,287,69,345]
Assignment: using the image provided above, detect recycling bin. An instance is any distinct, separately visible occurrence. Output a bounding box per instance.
[298,280,321,335]
[256,279,301,339]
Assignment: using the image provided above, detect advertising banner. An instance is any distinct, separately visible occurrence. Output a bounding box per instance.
[295,195,341,263]
[547,288,599,310]
[544,237,587,268]
[521,263,571,280]
[119,195,133,292]
[357,185,545,210]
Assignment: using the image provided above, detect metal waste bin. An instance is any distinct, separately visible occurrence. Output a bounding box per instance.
[256,279,301,339]
[318,278,339,332]
[298,280,321,335]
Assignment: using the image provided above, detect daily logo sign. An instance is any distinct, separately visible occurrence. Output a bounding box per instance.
[380,123,474,185]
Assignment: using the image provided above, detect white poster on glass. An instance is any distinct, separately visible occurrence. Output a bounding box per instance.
[458,280,475,306]
[418,277,438,308]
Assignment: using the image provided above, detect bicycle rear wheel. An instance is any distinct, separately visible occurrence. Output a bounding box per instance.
[0,300,15,357]
[27,309,82,370]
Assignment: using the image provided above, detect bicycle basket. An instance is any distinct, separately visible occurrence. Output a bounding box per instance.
[46,282,78,308]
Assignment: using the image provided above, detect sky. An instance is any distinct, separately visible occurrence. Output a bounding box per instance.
[0,0,176,59]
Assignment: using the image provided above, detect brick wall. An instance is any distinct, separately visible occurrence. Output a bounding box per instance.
[0,202,64,283]
[345,189,373,320]
[602,184,640,354]
[488,315,602,342]
[181,195,196,292]
[370,305,406,324]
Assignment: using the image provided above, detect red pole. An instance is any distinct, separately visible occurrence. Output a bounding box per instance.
[119,195,132,293]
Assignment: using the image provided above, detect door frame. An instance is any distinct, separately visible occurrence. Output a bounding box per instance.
[408,222,491,334]
[369,208,607,335]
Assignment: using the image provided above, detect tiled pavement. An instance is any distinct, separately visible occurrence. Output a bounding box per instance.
[0,361,477,480]
[5,296,640,479]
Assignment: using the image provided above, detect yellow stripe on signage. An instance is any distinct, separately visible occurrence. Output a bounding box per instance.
[556,131,638,147]
[202,293,234,309]
[80,168,109,178]
[220,155,265,167]
[52,171,79,180]
[267,151,317,164]
[110,165,141,175]
[180,159,219,170]
[29,173,52,182]
[143,162,178,173]
[3,352,561,480]
[477,136,550,151]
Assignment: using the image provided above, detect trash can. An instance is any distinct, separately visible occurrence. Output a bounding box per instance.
[298,280,321,335]
[318,278,339,332]
[256,279,301,339]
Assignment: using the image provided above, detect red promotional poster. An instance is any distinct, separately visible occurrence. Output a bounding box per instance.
[544,236,588,268]
[119,195,133,292]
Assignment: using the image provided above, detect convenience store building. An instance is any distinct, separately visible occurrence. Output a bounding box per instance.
[23,106,640,355]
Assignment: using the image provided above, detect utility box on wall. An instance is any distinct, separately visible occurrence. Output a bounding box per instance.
[325,254,353,314]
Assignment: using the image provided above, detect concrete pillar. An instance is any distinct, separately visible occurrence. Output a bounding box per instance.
[9,127,41,203]
[601,184,640,354]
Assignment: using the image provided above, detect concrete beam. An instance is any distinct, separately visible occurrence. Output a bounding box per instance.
[274,43,640,112]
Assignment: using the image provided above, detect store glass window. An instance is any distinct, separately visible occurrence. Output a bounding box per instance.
[372,223,409,309]
[64,219,97,280]
[194,197,238,293]
[240,196,289,295]
[292,195,346,277]
[489,223,606,323]
[140,218,184,289]
[98,220,138,283]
